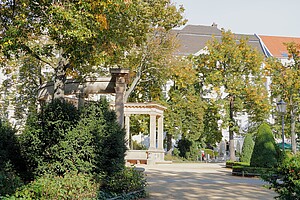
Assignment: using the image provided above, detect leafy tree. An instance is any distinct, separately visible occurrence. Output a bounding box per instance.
[163,57,205,153]
[165,87,205,154]
[0,0,186,101]
[193,30,270,161]
[266,42,300,154]
[240,134,254,163]
[202,101,222,146]
[1,55,45,125]
[176,137,200,160]
[250,123,280,168]
[125,28,185,103]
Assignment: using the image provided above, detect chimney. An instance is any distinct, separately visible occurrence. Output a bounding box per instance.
[211,22,218,27]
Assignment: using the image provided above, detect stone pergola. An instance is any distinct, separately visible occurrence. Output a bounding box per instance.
[38,68,129,127]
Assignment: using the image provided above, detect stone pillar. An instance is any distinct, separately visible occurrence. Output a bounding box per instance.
[125,114,130,149]
[114,76,126,128]
[110,69,129,128]
[77,85,85,108]
[149,114,157,150]
[157,116,164,151]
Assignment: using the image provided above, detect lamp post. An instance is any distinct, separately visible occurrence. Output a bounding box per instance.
[277,99,287,151]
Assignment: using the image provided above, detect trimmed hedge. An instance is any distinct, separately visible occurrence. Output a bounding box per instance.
[225,161,249,168]
[232,166,275,177]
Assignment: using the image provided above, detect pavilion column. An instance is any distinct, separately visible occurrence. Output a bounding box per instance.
[157,115,164,151]
[125,114,130,149]
[149,114,157,150]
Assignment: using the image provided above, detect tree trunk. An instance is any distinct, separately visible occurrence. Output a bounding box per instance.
[53,60,67,100]
[124,66,142,103]
[291,106,297,154]
[229,96,236,161]
[166,133,173,155]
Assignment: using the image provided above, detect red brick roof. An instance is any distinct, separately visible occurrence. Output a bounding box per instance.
[259,35,300,58]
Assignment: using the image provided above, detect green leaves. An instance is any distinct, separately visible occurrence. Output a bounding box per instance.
[240,134,254,163]
[19,98,126,178]
[266,43,300,153]
[9,172,98,200]
[262,153,300,199]
[250,123,281,168]
[194,30,269,128]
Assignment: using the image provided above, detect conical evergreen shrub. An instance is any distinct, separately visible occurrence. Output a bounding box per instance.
[240,134,254,163]
[250,123,280,168]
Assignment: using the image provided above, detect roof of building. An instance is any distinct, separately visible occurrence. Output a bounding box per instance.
[172,24,264,56]
[258,35,300,58]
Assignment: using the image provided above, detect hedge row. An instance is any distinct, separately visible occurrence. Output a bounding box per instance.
[232,166,275,177]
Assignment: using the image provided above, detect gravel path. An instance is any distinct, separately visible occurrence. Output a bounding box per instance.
[138,163,277,200]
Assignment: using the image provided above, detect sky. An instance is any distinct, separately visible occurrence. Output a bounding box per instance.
[171,0,300,37]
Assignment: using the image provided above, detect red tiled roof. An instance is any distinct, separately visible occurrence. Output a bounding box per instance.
[259,35,300,58]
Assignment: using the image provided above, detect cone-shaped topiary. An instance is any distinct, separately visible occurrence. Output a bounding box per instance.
[240,134,254,163]
[250,123,280,168]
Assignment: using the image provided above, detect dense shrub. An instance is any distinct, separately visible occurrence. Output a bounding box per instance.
[0,120,24,171]
[250,123,281,168]
[3,98,144,199]
[20,98,126,177]
[77,99,127,176]
[0,162,23,197]
[6,172,98,200]
[240,134,254,163]
[99,167,147,199]
[19,99,80,177]
[40,99,80,141]
[176,137,199,160]
[164,153,183,162]
[262,153,300,199]
[0,120,25,196]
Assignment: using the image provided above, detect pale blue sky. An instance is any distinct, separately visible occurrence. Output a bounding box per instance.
[171,0,300,37]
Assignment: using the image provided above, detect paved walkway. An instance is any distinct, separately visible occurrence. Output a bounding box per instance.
[138,163,277,200]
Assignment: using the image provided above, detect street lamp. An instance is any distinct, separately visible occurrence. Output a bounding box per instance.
[277,99,287,151]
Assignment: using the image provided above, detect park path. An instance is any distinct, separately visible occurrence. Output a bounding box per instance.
[138,163,277,200]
